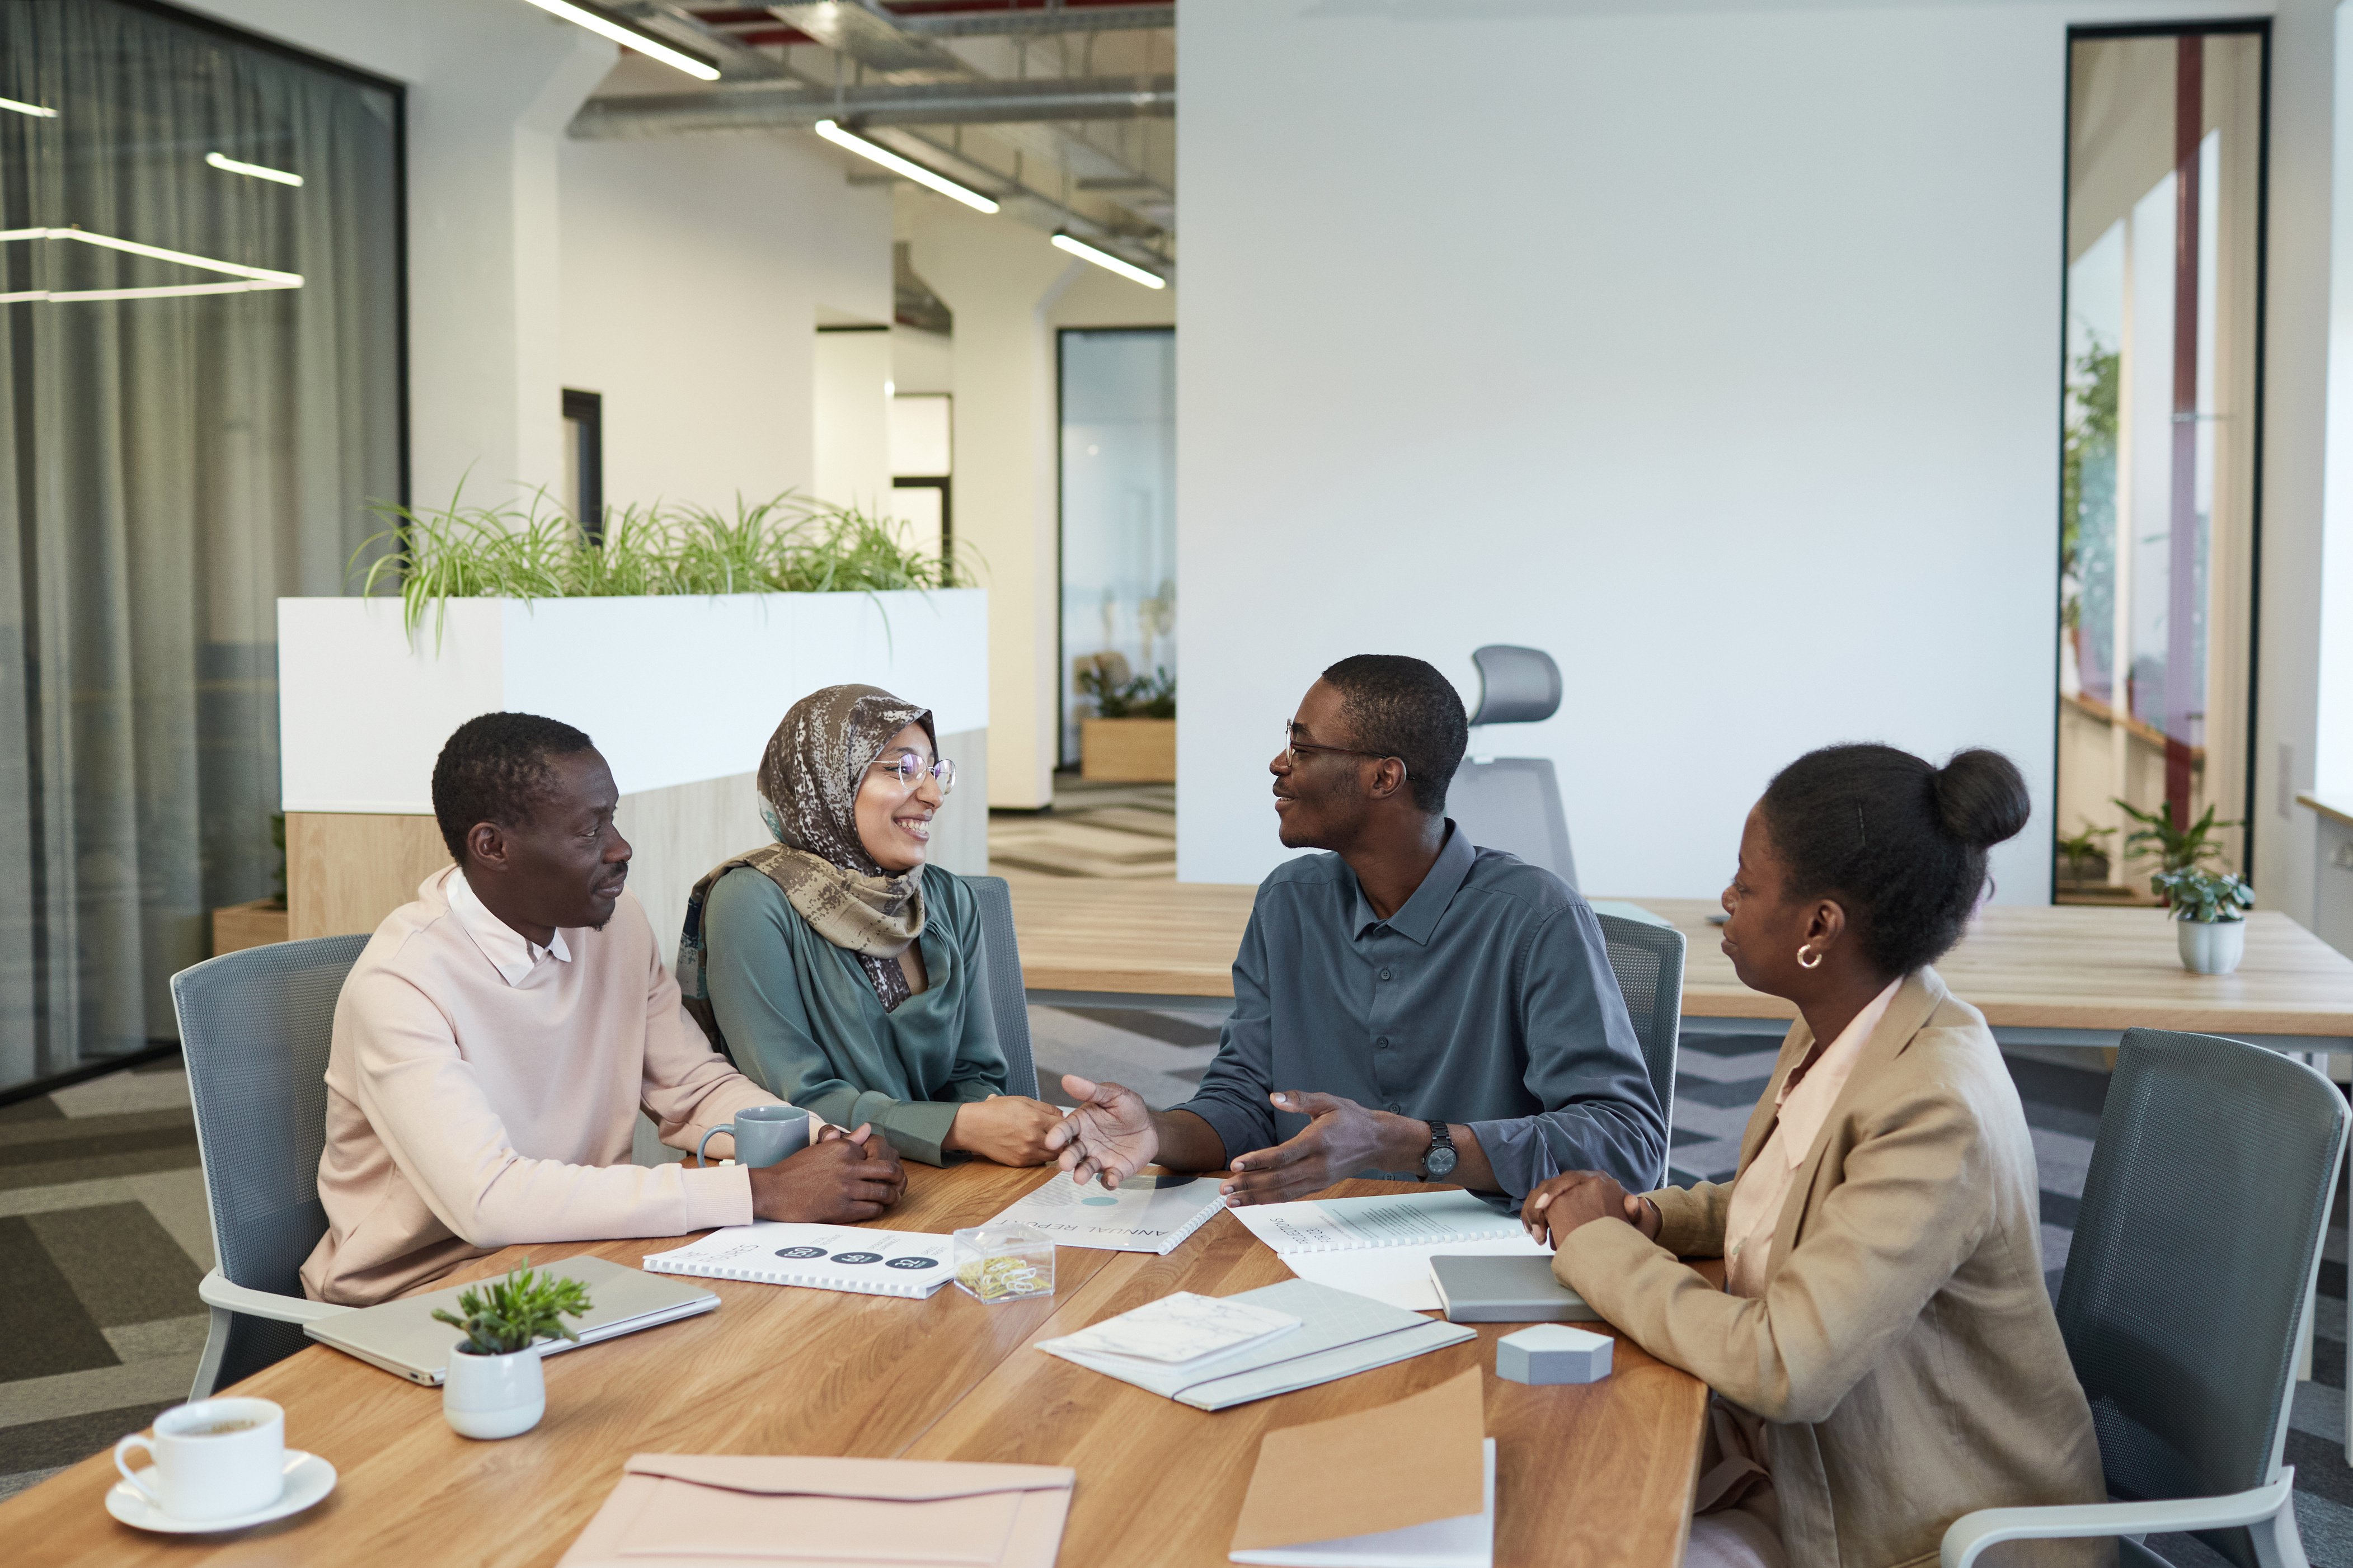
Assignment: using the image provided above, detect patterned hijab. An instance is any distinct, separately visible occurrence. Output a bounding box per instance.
[748,684,937,1010]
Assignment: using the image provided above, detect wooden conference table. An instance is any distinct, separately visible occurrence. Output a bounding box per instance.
[1008,882,2353,1052]
[8,1165,1708,1568]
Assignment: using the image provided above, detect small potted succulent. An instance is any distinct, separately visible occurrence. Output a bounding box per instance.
[2150,866,2255,976]
[433,1259,592,1439]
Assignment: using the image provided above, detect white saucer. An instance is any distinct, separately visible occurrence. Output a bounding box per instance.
[106,1451,337,1534]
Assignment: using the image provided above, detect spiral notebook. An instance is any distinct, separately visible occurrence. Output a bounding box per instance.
[1230,1191,1525,1255]
[642,1222,955,1298]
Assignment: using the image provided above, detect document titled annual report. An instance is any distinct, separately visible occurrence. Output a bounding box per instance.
[986,1174,1228,1255]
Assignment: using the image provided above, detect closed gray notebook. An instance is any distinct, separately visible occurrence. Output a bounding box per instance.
[306,1255,717,1385]
[1429,1254,1600,1324]
[1037,1278,1473,1412]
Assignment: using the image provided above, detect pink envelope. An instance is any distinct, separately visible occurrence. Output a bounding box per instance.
[557,1454,1077,1568]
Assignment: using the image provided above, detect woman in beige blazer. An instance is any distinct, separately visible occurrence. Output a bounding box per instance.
[1523,744,2108,1568]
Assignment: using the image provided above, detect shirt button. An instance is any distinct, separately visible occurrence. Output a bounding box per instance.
[1375,1036,1391,1049]
[1378,967,1392,981]
[1386,1103,1404,1114]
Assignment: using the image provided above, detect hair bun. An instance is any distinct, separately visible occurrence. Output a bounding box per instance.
[1931,748,2031,850]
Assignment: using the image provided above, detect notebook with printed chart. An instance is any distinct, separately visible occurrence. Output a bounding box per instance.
[1230,1190,1527,1254]
[1037,1278,1473,1412]
[641,1222,954,1298]
[985,1173,1227,1255]
[306,1255,717,1386]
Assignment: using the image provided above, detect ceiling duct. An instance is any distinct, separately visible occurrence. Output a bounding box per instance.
[894,241,952,335]
[570,75,1174,135]
[891,3,1175,38]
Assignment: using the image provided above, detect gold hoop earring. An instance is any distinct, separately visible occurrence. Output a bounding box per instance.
[1797,946,1823,970]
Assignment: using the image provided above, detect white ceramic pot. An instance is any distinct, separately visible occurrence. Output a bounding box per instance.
[2177,917,2247,976]
[443,1344,545,1440]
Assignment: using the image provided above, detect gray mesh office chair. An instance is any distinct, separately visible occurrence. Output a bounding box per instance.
[1446,645,1579,889]
[1942,1028,2348,1568]
[173,935,367,1399]
[1593,911,1683,1189]
[969,875,1041,1100]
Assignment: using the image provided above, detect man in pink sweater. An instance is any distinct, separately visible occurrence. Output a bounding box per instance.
[302,713,905,1305]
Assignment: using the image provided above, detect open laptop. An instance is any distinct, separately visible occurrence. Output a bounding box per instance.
[306,1254,719,1385]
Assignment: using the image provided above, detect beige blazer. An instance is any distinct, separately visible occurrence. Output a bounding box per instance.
[1555,968,2111,1568]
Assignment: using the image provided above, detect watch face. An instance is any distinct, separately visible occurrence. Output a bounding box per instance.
[1426,1143,1458,1177]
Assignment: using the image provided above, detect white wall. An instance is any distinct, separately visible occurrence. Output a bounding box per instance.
[1177,0,2323,905]
[559,137,890,511]
[811,329,896,512]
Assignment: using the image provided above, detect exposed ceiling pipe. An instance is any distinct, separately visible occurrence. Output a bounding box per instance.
[891,3,1174,38]
[569,75,1174,135]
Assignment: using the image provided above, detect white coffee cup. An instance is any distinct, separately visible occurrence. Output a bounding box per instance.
[113,1397,287,1522]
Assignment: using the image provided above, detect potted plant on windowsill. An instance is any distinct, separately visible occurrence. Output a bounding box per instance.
[433,1259,593,1439]
[2150,866,2255,976]
[1075,656,1176,783]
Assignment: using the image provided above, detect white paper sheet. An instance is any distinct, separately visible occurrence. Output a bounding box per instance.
[1050,1292,1301,1364]
[1278,1236,1553,1312]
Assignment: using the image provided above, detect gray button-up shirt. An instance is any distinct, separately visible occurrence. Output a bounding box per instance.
[1172,824,1665,1200]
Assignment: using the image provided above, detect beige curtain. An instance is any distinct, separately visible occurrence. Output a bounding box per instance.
[0,0,401,1088]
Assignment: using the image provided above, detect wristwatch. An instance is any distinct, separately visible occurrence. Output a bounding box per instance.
[1420,1120,1458,1181]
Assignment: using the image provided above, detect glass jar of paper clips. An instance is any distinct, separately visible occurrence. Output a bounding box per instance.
[952,1222,1055,1303]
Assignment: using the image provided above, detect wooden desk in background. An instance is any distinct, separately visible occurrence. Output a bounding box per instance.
[6,1165,1707,1568]
[1008,882,2353,1052]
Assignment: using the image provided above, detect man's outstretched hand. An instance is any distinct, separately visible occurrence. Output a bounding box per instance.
[1045,1074,1158,1188]
[748,1122,905,1223]
[1219,1090,1400,1206]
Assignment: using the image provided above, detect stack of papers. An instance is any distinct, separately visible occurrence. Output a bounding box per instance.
[1037,1279,1472,1411]
[1228,1368,1493,1568]
[1231,1192,1551,1312]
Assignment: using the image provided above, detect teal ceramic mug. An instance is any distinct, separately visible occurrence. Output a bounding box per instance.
[697,1104,814,1168]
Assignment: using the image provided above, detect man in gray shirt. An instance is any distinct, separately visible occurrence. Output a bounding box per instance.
[1046,655,1664,1204]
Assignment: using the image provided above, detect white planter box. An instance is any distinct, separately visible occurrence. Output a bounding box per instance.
[279,591,988,813]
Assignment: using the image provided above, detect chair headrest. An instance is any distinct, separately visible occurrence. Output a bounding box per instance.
[1467,645,1561,726]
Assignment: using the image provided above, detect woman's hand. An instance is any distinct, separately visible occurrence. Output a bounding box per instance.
[943,1094,1065,1166]
[1523,1171,1662,1248]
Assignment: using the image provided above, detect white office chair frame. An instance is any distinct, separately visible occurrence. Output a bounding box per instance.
[1939,1052,2345,1568]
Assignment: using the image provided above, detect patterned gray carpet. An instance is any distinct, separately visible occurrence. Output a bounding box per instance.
[4,1026,2345,1566]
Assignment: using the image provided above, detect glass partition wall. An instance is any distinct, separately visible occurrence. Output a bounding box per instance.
[2055,26,2265,903]
[0,1,403,1092]
[1058,328,1176,767]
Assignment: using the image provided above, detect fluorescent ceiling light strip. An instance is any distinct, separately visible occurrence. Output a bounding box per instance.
[0,96,57,119]
[206,151,303,187]
[516,0,720,82]
[49,228,302,286]
[54,281,297,300]
[814,120,999,214]
[0,228,304,302]
[1050,233,1164,289]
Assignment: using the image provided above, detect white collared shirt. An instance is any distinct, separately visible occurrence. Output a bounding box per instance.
[1720,977,1901,1298]
[444,867,572,987]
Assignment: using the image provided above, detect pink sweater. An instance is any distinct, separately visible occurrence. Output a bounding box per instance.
[300,868,782,1305]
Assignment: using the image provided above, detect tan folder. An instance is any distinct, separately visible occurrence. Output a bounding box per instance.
[1230,1367,1487,1554]
[557,1453,1077,1568]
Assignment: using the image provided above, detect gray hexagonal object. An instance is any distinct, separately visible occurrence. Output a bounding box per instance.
[1496,1324,1612,1385]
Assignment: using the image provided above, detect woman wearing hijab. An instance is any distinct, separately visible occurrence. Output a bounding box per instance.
[1522,745,2107,1568]
[678,685,1064,1168]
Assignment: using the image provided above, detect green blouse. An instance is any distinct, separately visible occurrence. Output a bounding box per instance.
[700,862,1008,1165]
